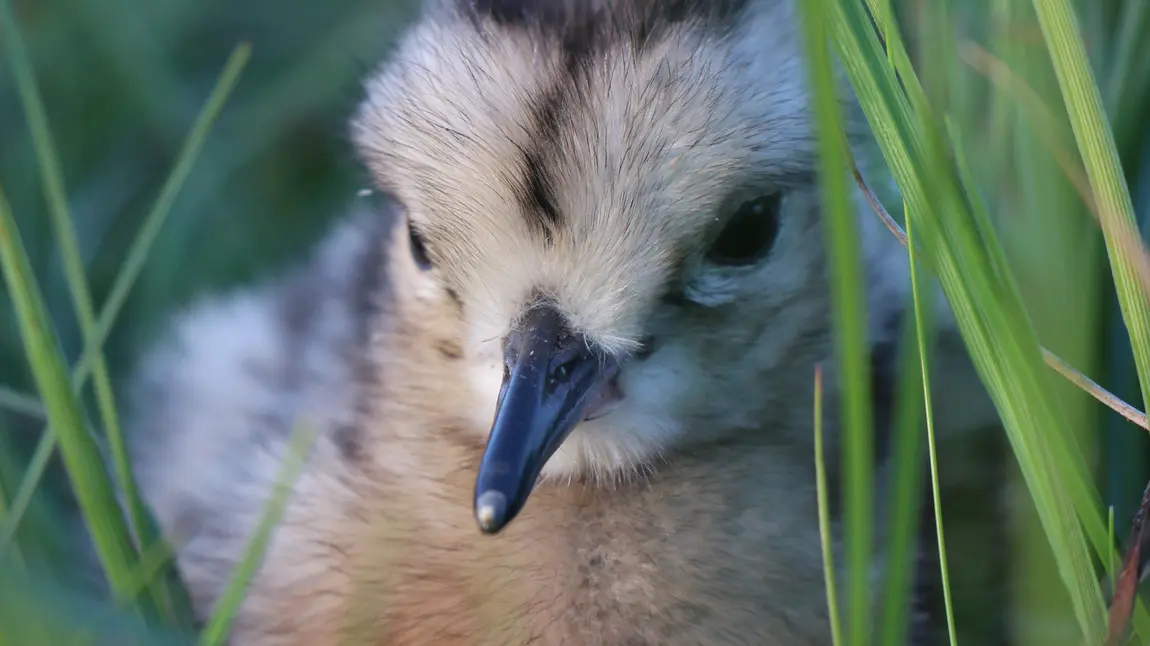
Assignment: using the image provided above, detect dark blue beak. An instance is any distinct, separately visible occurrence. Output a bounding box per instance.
[473,304,617,534]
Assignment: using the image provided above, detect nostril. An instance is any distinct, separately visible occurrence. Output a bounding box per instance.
[553,355,579,381]
[548,345,586,382]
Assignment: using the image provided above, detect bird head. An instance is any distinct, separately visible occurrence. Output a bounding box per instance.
[352,0,907,533]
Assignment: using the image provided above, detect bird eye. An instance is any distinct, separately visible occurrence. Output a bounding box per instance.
[408,219,433,270]
[705,193,782,266]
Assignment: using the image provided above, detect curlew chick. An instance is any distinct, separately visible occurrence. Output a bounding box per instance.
[125,0,996,644]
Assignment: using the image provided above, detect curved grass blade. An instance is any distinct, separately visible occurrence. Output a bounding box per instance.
[853,167,1149,433]
[0,46,251,615]
[0,0,159,614]
[858,148,1150,640]
[0,186,138,604]
[825,0,1107,639]
[1030,0,1150,436]
[797,2,876,643]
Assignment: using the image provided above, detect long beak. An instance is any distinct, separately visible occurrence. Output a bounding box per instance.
[473,304,617,534]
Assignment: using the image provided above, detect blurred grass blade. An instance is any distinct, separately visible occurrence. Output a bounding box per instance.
[959,42,1096,216]
[0,45,251,597]
[0,186,138,602]
[0,0,162,614]
[1104,0,1150,119]
[0,387,45,420]
[1030,0,1150,429]
[99,44,251,337]
[0,429,60,548]
[876,303,925,646]
[1,563,197,646]
[813,365,843,646]
[198,422,317,646]
[797,2,875,644]
[856,161,1149,432]
[127,539,180,601]
[0,441,26,571]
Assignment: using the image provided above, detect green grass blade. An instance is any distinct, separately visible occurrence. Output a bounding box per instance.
[797,3,875,643]
[871,9,930,643]
[826,0,1107,640]
[197,422,318,646]
[126,539,180,602]
[875,299,925,646]
[0,44,250,577]
[950,103,1133,638]
[97,44,251,338]
[814,366,843,646]
[861,111,1150,640]
[1030,0,1150,432]
[905,212,957,646]
[0,0,157,611]
[0,41,248,632]
[0,186,137,602]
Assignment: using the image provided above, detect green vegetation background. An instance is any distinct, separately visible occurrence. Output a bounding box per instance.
[1,0,416,532]
[3,0,1150,643]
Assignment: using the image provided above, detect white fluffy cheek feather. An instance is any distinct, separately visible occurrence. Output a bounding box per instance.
[463,319,507,436]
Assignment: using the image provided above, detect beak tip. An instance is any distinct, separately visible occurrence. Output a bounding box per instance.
[475,490,509,534]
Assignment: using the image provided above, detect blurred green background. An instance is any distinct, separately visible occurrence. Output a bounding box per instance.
[1,0,417,380]
[0,0,418,549]
[1,0,1150,642]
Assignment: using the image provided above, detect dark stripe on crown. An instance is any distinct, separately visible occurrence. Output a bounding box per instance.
[515,80,565,243]
[464,0,750,47]
[464,0,750,71]
[461,0,750,243]
[521,147,562,243]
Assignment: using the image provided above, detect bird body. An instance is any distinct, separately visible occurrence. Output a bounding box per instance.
[131,200,850,645]
[122,0,1000,643]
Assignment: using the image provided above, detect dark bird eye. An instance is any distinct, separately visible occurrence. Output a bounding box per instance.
[408,219,433,270]
[705,193,782,266]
